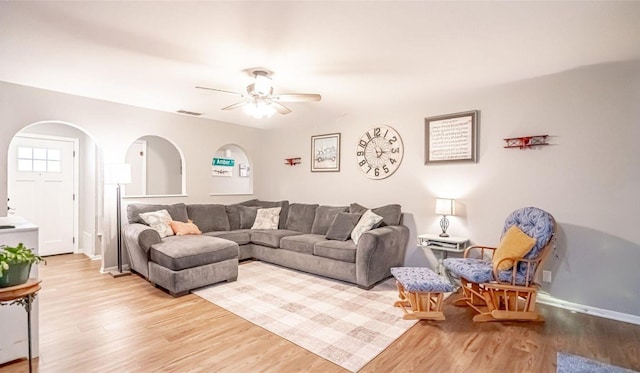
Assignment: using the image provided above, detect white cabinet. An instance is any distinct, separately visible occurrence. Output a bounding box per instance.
[0,222,39,364]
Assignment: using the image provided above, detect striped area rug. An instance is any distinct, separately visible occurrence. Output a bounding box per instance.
[193,261,417,372]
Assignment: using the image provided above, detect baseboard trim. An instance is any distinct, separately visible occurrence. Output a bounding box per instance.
[82,253,102,261]
[101,264,131,274]
[537,293,640,326]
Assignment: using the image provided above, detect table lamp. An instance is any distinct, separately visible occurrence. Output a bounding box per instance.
[435,198,455,237]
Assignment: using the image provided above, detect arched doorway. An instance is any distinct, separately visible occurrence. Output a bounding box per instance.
[7,121,104,258]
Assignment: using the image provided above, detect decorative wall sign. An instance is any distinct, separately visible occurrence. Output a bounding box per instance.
[355,125,404,179]
[311,133,340,172]
[212,157,234,177]
[425,110,478,164]
[239,163,250,177]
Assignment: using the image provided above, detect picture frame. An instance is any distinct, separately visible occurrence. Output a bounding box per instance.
[311,133,340,172]
[425,110,479,164]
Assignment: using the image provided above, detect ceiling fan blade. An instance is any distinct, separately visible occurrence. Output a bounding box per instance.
[271,93,321,102]
[271,101,292,115]
[196,86,244,97]
[221,101,249,111]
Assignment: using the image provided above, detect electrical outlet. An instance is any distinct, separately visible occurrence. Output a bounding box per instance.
[542,270,552,283]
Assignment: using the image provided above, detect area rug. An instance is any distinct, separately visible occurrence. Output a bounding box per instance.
[557,352,638,373]
[193,261,418,372]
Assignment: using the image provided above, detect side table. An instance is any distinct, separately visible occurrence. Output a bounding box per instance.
[418,234,469,276]
[0,279,42,373]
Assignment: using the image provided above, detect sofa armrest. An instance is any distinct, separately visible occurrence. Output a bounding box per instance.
[355,225,410,289]
[123,223,159,278]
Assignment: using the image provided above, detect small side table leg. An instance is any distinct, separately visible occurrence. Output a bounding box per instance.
[25,294,33,373]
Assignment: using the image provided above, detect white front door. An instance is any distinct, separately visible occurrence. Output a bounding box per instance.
[8,135,76,256]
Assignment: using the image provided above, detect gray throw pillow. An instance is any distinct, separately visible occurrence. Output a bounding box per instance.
[225,199,259,230]
[349,203,402,226]
[311,205,348,235]
[238,205,260,229]
[325,212,362,241]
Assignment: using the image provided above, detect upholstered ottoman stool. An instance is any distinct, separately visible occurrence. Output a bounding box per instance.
[390,267,454,321]
[148,235,239,297]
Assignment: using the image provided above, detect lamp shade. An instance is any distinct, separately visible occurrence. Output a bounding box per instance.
[105,163,132,185]
[435,198,455,216]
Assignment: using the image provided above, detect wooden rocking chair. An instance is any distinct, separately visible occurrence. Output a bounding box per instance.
[443,207,555,322]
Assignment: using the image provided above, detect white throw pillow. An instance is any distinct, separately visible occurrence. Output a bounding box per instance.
[139,209,174,238]
[351,209,383,244]
[251,207,282,230]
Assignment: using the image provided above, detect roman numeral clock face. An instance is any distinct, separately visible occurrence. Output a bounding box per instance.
[355,126,404,179]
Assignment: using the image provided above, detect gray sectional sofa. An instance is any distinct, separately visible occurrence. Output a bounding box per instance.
[122,200,410,296]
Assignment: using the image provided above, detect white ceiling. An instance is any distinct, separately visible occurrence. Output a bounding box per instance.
[2,1,640,128]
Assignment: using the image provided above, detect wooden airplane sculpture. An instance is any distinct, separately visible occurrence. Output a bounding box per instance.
[504,135,549,149]
[284,157,301,166]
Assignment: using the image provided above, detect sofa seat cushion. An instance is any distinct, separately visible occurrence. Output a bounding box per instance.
[313,240,357,263]
[204,230,251,245]
[150,235,238,271]
[250,229,301,248]
[280,234,326,255]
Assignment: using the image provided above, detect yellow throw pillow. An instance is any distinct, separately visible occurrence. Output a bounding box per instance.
[170,219,202,236]
[492,225,537,271]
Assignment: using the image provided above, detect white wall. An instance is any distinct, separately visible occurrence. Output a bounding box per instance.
[0,81,265,270]
[141,135,182,196]
[261,60,640,316]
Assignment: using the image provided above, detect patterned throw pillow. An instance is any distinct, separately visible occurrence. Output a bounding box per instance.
[350,210,383,245]
[251,207,282,230]
[139,209,174,238]
[169,219,202,236]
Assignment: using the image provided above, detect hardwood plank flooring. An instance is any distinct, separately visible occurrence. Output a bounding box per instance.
[1,254,639,372]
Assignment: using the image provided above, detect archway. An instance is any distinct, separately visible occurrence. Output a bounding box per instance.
[7,121,104,258]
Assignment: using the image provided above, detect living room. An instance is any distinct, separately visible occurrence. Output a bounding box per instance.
[1,1,639,372]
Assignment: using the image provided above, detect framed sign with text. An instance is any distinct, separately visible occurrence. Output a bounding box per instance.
[425,110,478,164]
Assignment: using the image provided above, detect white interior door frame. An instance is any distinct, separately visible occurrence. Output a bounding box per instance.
[10,133,79,254]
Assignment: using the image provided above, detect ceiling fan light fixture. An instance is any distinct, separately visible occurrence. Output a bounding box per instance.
[253,71,272,96]
[243,100,276,119]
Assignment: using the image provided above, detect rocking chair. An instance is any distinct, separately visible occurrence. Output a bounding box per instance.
[443,207,555,322]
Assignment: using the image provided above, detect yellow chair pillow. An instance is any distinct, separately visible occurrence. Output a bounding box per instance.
[492,225,537,271]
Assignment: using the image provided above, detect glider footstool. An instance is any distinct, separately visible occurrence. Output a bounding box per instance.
[390,267,454,321]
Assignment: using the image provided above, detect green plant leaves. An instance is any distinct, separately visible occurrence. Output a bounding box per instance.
[0,243,44,278]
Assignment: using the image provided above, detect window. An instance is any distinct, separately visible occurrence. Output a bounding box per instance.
[17,146,61,172]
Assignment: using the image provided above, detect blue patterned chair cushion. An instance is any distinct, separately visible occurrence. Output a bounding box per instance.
[391,267,454,293]
[443,258,529,285]
[502,207,554,259]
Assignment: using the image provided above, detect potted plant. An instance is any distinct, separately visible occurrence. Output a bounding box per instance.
[0,243,44,288]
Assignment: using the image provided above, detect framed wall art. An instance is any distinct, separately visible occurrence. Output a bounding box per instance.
[311,133,340,172]
[425,110,479,164]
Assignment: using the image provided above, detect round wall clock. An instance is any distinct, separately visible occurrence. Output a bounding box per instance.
[355,125,404,179]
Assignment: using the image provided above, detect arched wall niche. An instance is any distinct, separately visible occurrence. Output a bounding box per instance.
[210,144,253,195]
[124,135,186,197]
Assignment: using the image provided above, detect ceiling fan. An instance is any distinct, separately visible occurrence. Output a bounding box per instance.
[196,69,321,118]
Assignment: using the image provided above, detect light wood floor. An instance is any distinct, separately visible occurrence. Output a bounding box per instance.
[1,254,639,372]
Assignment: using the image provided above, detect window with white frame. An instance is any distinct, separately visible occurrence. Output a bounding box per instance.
[17,146,61,172]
